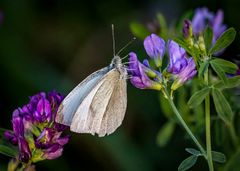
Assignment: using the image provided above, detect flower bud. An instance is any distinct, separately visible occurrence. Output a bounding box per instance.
[18,137,32,163]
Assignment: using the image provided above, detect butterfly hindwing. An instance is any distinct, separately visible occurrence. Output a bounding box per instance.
[98,73,127,136]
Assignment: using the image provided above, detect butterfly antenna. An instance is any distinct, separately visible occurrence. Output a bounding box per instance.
[116,37,136,56]
[111,24,116,56]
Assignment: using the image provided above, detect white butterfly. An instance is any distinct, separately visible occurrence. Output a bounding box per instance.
[55,26,130,137]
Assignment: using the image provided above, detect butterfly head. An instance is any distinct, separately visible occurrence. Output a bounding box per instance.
[110,55,127,79]
[111,55,122,70]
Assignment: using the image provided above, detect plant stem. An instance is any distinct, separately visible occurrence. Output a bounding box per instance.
[204,69,214,171]
[164,88,206,158]
[228,123,238,148]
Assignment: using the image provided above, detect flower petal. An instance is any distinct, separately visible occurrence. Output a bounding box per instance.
[167,40,187,74]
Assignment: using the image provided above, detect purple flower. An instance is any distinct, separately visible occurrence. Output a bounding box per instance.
[167,40,197,90]
[191,7,226,46]
[167,40,188,74]
[128,52,162,90]
[192,7,214,35]
[5,91,69,164]
[143,34,165,67]
[129,52,153,89]
[171,58,197,90]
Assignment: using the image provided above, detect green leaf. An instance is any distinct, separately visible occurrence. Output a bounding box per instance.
[187,87,211,108]
[204,26,213,52]
[0,144,18,158]
[214,76,240,90]
[185,148,202,156]
[156,121,175,147]
[212,88,233,124]
[173,37,192,55]
[210,58,238,74]
[212,151,226,163]
[129,22,150,40]
[209,28,236,54]
[210,61,228,84]
[178,155,198,171]
[198,61,209,78]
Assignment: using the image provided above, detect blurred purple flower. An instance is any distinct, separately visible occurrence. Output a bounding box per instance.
[4,131,18,145]
[5,91,69,163]
[144,34,165,67]
[192,7,226,45]
[192,7,213,35]
[211,10,227,44]
[167,40,188,74]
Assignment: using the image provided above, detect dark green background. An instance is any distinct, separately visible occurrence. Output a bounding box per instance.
[0,0,239,170]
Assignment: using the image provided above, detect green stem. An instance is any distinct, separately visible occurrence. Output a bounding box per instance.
[164,88,206,158]
[228,123,238,148]
[204,69,214,171]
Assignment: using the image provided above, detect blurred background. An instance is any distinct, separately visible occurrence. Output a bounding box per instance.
[0,0,240,170]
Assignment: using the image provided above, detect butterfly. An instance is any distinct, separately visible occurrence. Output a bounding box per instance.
[55,25,133,137]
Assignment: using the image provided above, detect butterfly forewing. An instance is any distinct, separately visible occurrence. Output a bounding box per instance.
[70,69,127,137]
[56,67,110,126]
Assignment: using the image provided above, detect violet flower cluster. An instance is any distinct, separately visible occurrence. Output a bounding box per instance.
[4,91,70,164]
[192,7,226,44]
[128,33,197,91]
[183,7,226,52]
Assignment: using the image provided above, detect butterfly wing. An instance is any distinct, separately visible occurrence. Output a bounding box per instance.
[56,66,111,126]
[70,68,127,137]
